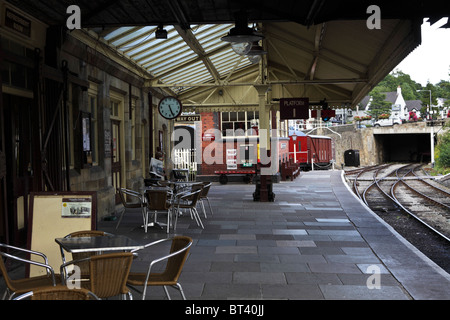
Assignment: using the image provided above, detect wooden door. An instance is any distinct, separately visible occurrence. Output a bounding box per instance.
[3,94,34,245]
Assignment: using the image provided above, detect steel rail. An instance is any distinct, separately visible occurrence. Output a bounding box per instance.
[411,166,450,202]
[390,165,450,242]
[361,164,392,207]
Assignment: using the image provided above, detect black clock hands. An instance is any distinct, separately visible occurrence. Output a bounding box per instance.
[168,106,175,117]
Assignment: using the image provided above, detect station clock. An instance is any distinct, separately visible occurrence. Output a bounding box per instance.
[158,96,182,120]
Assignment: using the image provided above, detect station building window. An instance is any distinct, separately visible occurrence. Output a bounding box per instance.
[221,111,259,137]
[1,37,34,91]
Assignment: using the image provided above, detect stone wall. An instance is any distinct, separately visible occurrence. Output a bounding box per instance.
[59,32,165,220]
[314,125,381,167]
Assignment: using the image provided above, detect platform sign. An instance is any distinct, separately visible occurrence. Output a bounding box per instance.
[175,114,201,122]
[280,98,309,120]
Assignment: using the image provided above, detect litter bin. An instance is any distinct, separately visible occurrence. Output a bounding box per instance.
[344,149,360,167]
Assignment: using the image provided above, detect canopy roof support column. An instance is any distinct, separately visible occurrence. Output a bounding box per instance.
[253,85,275,202]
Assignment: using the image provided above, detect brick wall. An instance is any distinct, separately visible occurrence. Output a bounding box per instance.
[197,111,290,176]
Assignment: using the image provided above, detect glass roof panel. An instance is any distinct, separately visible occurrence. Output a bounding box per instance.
[97,23,256,93]
[103,26,136,41]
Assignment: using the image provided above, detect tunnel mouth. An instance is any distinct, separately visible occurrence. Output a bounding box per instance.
[375,133,432,163]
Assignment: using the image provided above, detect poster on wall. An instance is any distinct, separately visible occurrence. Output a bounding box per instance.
[226,149,237,169]
[104,129,111,157]
[61,197,92,218]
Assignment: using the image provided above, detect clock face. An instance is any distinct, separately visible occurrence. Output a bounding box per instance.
[158,97,182,119]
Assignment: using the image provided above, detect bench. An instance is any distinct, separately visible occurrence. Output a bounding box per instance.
[280,161,300,181]
[214,170,256,184]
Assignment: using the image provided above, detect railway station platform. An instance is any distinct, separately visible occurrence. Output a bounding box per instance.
[99,170,450,300]
[2,170,449,301]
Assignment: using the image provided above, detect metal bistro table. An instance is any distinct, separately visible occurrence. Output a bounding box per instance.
[55,234,144,254]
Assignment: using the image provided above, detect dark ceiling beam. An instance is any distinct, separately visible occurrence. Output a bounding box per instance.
[304,0,327,27]
[6,1,450,28]
[167,0,191,30]
[82,0,122,24]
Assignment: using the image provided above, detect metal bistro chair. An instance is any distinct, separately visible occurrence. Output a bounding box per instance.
[145,189,173,233]
[127,236,193,300]
[61,252,134,300]
[173,189,203,230]
[0,243,59,300]
[116,188,147,232]
[13,285,100,300]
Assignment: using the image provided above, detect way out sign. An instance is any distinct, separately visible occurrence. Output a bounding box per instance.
[279,98,309,120]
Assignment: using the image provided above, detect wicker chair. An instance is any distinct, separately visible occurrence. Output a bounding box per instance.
[127,236,192,300]
[116,188,147,232]
[60,230,111,277]
[145,189,173,233]
[13,285,100,300]
[61,252,134,300]
[173,189,203,230]
[0,243,59,300]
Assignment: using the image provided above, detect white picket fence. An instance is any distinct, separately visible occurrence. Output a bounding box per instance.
[173,148,197,181]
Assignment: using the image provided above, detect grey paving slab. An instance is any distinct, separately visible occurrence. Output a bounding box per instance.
[88,170,450,300]
[320,284,410,300]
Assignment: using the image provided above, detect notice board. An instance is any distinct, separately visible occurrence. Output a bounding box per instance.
[27,192,97,277]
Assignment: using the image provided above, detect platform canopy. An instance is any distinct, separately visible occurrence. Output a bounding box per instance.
[9,0,450,109]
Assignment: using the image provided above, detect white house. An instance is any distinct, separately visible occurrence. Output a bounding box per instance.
[357,86,423,121]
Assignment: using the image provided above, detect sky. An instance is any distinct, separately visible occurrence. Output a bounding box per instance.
[395,18,450,86]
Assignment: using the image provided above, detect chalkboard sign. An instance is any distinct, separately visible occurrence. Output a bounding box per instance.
[27,192,97,277]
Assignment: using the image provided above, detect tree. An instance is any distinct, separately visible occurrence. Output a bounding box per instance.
[366,91,392,120]
[435,123,450,172]
[368,69,450,120]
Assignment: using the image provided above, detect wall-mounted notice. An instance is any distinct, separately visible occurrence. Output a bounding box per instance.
[61,197,92,218]
[226,149,237,169]
[28,192,96,277]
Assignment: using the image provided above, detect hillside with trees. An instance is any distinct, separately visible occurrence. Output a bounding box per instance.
[369,69,450,117]
[370,70,450,174]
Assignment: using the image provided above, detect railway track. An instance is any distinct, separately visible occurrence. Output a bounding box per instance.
[347,163,450,242]
[346,163,450,273]
[391,165,450,241]
[345,163,450,273]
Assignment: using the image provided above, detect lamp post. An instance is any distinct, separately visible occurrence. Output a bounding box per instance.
[417,89,434,166]
[291,134,297,163]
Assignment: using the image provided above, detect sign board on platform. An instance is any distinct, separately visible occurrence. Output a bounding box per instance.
[27,192,97,277]
[279,98,309,120]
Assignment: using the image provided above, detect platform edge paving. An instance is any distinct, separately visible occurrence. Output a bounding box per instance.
[336,170,450,300]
